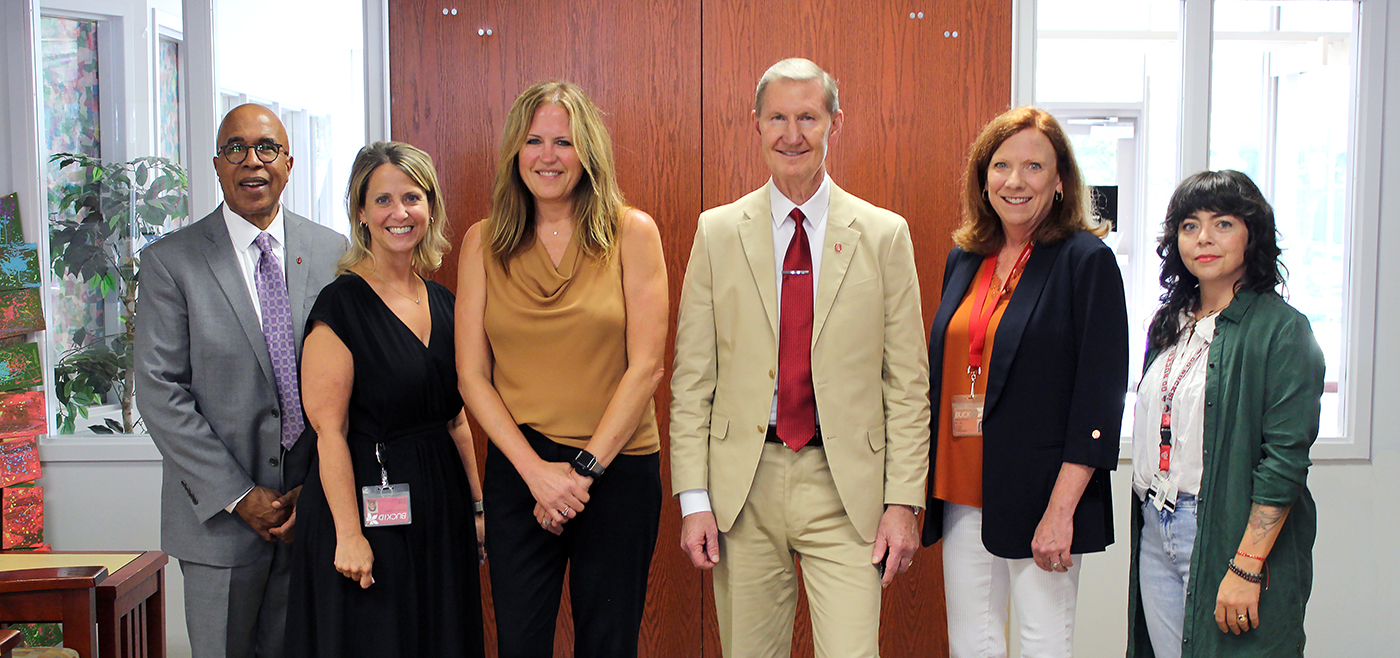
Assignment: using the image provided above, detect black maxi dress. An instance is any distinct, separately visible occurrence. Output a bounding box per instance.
[285,274,484,657]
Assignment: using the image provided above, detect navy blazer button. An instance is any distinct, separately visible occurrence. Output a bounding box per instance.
[269,457,279,466]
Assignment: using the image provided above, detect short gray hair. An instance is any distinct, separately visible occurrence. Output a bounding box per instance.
[754,58,839,116]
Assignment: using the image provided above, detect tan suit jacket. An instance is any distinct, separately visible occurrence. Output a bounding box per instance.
[670,181,931,542]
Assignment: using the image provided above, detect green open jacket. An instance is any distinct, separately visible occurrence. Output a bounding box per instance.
[1127,289,1324,658]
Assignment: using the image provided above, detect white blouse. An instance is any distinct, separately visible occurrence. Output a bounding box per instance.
[1132,313,1217,500]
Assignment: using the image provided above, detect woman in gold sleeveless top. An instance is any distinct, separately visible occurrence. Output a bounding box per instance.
[455,81,668,658]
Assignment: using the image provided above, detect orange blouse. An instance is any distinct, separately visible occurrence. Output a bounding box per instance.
[932,256,1020,507]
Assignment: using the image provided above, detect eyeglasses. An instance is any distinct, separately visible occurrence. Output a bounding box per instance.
[217,142,285,165]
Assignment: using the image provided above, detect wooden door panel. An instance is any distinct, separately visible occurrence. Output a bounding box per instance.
[700,1,1011,656]
[389,1,702,656]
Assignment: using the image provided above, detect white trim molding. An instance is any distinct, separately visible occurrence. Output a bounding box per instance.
[364,0,390,142]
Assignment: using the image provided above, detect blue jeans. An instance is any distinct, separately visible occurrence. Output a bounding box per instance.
[1138,494,1198,658]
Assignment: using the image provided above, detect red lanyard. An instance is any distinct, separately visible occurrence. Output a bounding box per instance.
[1157,340,1208,471]
[966,244,1033,390]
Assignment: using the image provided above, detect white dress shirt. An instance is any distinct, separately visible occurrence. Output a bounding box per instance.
[1131,313,1214,500]
[220,203,289,512]
[680,176,832,518]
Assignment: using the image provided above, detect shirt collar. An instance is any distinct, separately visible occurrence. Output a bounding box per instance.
[222,203,286,251]
[769,174,831,230]
[1218,288,1260,324]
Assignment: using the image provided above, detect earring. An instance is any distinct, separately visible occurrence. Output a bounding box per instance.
[1054,190,1063,203]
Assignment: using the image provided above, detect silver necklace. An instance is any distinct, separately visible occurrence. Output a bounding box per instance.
[371,270,420,305]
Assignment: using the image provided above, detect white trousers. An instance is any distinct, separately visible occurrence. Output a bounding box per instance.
[942,503,1081,658]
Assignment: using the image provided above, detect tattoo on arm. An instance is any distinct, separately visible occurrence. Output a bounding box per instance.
[1247,503,1287,543]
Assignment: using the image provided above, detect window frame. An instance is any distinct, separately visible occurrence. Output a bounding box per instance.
[1017,0,1383,461]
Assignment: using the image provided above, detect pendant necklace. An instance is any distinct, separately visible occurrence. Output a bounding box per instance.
[371,270,421,305]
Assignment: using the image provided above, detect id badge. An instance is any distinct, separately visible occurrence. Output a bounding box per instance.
[951,395,985,437]
[361,483,412,527]
[1148,472,1178,512]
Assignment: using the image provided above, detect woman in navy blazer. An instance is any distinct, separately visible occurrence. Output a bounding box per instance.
[921,107,1128,658]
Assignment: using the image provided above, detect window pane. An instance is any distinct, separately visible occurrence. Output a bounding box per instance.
[40,16,107,389]
[157,38,182,163]
[216,0,363,235]
[1037,0,1182,439]
[1209,0,1352,437]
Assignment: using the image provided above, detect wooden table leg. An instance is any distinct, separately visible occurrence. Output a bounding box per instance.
[147,568,165,658]
[59,588,97,658]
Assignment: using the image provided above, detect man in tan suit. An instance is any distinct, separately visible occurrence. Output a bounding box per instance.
[671,58,931,657]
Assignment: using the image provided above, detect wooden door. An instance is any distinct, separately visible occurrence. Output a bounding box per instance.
[698,2,1010,655]
[388,0,1010,655]
[389,1,704,655]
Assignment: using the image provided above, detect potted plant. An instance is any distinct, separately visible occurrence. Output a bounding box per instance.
[47,152,188,434]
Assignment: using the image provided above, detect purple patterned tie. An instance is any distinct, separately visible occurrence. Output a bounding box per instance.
[253,232,304,450]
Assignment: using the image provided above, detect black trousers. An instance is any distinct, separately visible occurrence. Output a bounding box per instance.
[484,426,662,658]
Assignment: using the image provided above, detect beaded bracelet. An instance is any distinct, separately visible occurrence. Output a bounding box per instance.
[1227,558,1264,585]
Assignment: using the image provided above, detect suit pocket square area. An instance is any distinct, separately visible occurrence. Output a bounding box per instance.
[709,417,730,441]
[181,480,199,505]
[866,424,886,451]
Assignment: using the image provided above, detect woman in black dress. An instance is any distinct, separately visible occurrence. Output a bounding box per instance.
[286,141,485,657]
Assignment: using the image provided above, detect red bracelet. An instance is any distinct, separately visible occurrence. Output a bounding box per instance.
[1236,550,1266,561]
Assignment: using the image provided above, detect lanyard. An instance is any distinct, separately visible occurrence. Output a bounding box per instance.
[966,243,1033,395]
[1156,341,1208,472]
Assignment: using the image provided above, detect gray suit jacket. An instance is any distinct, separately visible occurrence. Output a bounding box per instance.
[136,206,345,567]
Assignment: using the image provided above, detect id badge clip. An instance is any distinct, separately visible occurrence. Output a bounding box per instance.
[951,367,985,437]
[1148,472,1178,512]
[362,443,412,527]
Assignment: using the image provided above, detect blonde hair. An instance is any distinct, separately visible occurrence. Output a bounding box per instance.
[953,106,1107,255]
[338,141,452,274]
[487,81,627,268]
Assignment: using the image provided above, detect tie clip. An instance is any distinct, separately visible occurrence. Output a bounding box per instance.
[782,269,810,275]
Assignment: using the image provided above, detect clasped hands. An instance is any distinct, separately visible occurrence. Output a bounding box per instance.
[235,485,301,543]
[526,461,592,536]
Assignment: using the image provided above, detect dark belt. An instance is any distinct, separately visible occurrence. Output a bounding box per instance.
[765,425,822,447]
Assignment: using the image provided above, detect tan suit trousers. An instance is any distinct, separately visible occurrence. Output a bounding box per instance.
[714,442,882,658]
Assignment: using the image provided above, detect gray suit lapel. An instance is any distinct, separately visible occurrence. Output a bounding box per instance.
[282,212,318,357]
[200,209,277,391]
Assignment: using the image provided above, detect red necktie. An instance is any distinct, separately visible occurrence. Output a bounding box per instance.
[777,208,817,451]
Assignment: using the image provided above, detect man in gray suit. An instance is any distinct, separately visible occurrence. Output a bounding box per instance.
[136,104,345,658]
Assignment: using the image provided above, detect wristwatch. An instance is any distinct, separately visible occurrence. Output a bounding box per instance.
[571,449,605,479]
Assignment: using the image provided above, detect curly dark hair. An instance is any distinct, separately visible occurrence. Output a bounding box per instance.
[1147,169,1285,351]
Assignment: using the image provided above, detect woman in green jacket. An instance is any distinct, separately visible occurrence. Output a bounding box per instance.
[1127,170,1324,658]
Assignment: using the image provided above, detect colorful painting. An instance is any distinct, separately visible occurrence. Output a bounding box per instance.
[0,436,41,488]
[0,288,44,340]
[0,342,41,391]
[158,38,182,163]
[0,243,41,289]
[0,194,19,243]
[2,483,44,549]
[0,392,45,439]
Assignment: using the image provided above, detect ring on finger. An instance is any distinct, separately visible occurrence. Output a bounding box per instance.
[1237,613,1247,623]
[563,505,573,516]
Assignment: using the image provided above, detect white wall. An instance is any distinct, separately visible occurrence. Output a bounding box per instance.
[38,455,192,658]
